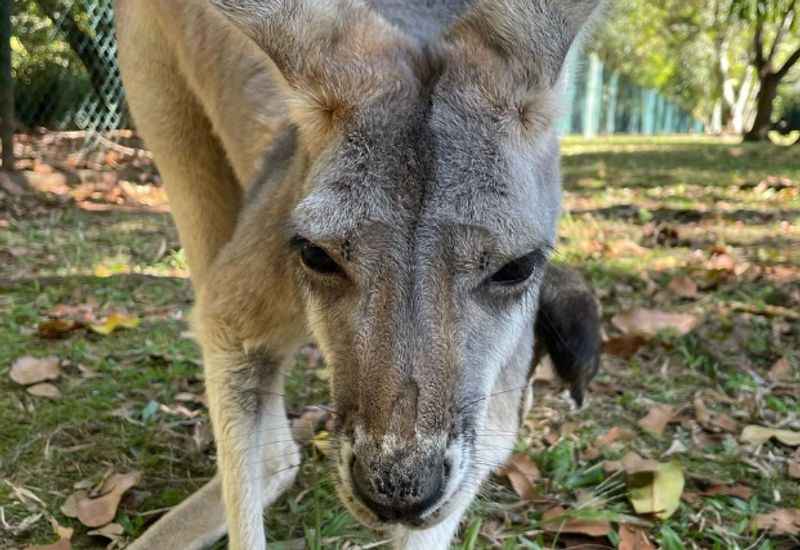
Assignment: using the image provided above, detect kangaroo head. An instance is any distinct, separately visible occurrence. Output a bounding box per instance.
[211,0,601,530]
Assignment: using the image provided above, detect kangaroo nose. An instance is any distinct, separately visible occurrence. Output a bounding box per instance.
[350,452,448,523]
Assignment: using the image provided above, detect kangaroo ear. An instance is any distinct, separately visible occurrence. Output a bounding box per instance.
[210,0,417,150]
[533,264,602,407]
[443,0,605,133]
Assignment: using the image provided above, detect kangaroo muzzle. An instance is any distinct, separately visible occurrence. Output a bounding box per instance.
[350,438,450,524]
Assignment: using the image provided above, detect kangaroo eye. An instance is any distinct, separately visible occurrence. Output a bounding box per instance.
[489,251,543,286]
[296,239,342,275]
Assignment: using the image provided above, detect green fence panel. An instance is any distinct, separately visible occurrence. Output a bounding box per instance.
[11,5,704,137]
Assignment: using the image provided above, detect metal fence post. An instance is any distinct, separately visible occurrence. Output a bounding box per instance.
[1,0,13,170]
[582,54,603,138]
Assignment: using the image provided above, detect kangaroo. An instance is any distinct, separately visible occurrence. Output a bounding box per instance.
[115,1,604,548]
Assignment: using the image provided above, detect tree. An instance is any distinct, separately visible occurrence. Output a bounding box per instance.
[732,0,800,141]
[0,0,13,170]
[31,0,116,117]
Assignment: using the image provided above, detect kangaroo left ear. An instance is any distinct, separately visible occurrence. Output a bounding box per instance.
[440,0,606,135]
[532,263,602,407]
[448,0,605,87]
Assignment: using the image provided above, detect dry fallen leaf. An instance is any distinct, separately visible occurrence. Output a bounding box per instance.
[638,404,676,437]
[603,335,648,359]
[24,537,72,550]
[627,459,684,520]
[612,308,699,338]
[291,406,331,445]
[622,452,661,475]
[694,396,737,433]
[501,453,541,501]
[789,459,800,480]
[768,357,792,382]
[61,491,84,518]
[741,425,800,447]
[75,471,142,527]
[23,517,73,550]
[618,524,656,550]
[10,356,61,386]
[583,427,635,460]
[753,508,800,535]
[540,506,612,537]
[37,319,83,339]
[89,313,140,335]
[27,383,62,400]
[701,484,753,500]
[667,276,698,299]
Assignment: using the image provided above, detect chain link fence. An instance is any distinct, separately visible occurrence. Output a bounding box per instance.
[7,1,703,173]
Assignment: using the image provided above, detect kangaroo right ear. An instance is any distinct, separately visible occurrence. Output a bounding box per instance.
[442,0,606,136]
[210,0,418,151]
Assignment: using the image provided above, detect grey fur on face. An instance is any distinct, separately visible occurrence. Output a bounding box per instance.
[213,0,599,528]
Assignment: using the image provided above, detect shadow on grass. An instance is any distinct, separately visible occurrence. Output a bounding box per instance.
[562,142,800,191]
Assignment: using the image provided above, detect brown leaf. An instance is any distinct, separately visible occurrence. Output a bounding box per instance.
[502,453,540,501]
[37,319,84,339]
[768,357,792,382]
[541,506,612,537]
[788,461,800,480]
[584,426,635,459]
[27,383,62,399]
[701,484,752,500]
[638,404,676,437]
[24,517,73,550]
[291,406,331,445]
[75,471,142,527]
[708,253,736,272]
[612,308,699,338]
[622,452,660,475]
[61,491,84,518]
[618,524,656,550]
[603,335,647,359]
[694,396,737,433]
[10,356,61,386]
[24,539,71,550]
[597,426,635,448]
[681,491,702,506]
[667,276,698,299]
[753,508,800,535]
[741,425,800,447]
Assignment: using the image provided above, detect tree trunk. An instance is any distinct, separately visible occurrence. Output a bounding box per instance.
[33,0,113,114]
[744,75,779,142]
[0,0,13,170]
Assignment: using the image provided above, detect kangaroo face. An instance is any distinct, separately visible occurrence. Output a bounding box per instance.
[289,89,561,526]
[212,0,601,530]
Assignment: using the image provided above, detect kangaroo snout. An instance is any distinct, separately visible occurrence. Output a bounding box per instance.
[350,443,449,524]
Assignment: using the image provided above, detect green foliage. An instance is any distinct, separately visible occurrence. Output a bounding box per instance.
[12,1,90,128]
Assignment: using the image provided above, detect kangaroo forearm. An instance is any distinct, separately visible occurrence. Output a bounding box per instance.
[127,475,227,550]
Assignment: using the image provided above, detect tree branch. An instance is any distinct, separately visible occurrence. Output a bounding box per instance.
[767,0,797,64]
[776,44,800,79]
[753,13,767,70]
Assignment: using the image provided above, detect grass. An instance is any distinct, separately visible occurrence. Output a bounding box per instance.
[1,135,799,549]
